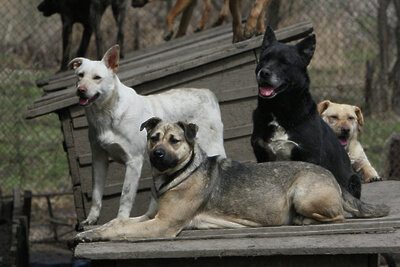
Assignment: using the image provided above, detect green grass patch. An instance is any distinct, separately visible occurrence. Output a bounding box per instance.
[0,67,70,194]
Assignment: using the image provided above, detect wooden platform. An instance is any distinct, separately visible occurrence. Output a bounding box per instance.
[74,181,400,266]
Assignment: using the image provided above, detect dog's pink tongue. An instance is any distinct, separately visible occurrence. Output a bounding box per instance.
[259,87,275,97]
[339,137,348,147]
[79,98,89,106]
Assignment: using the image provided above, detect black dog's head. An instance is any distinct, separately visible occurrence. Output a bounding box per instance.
[256,26,316,99]
[37,0,59,17]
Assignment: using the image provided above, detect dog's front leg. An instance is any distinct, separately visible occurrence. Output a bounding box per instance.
[78,142,109,229]
[74,216,182,244]
[117,157,144,218]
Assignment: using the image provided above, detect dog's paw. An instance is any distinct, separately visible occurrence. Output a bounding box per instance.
[163,30,174,41]
[365,176,383,183]
[76,217,98,232]
[74,230,104,245]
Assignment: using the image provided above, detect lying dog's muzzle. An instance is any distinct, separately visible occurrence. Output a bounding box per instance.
[150,148,179,172]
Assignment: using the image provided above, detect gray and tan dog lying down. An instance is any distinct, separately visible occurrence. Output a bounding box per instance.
[318,100,382,183]
[72,118,389,243]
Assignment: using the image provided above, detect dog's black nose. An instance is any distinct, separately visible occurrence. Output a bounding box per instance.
[259,68,272,78]
[153,149,165,158]
[341,128,350,135]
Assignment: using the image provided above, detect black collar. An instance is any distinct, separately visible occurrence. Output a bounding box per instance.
[154,150,198,197]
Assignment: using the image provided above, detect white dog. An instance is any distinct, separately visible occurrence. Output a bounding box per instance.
[69,45,226,228]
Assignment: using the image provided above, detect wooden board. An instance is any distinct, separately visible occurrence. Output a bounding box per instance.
[74,181,400,261]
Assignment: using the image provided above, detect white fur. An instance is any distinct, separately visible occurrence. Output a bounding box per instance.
[72,47,226,226]
[258,116,298,160]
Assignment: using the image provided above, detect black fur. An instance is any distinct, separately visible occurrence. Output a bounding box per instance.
[37,0,127,71]
[251,27,361,198]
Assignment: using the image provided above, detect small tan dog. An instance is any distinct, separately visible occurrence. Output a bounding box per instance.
[318,100,381,183]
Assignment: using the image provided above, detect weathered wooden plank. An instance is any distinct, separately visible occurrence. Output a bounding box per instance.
[73,116,88,129]
[73,185,86,221]
[69,105,85,118]
[74,230,400,259]
[89,254,378,267]
[25,96,78,119]
[224,124,253,140]
[224,136,255,162]
[37,24,233,88]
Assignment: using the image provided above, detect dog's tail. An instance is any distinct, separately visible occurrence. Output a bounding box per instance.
[342,189,390,218]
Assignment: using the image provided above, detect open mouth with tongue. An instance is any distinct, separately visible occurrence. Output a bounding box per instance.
[338,136,349,147]
[259,86,278,98]
[78,93,100,106]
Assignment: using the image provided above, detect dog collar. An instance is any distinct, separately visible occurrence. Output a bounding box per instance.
[154,149,200,197]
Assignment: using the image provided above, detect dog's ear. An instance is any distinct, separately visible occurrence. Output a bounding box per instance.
[296,34,316,66]
[261,26,277,50]
[102,45,120,73]
[140,117,162,134]
[68,58,84,70]
[354,106,364,132]
[177,122,198,144]
[317,100,331,115]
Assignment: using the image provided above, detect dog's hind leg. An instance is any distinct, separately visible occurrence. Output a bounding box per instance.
[60,18,73,71]
[111,0,127,58]
[164,0,193,41]
[213,0,229,27]
[195,0,211,32]
[117,156,144,218]
[176,0,197,38]
[89,0,108,59]
[76,25,93,57]
[243,0,268,39]
[229,0,244,43]
[291,173,345,225]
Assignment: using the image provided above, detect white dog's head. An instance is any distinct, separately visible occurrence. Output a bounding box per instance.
[69,45,120,107]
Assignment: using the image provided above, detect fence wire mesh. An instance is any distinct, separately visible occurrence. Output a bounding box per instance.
[0,0,399,197]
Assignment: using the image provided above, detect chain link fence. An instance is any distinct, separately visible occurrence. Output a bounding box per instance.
[0,0,399,200]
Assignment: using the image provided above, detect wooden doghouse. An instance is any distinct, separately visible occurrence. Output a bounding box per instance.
[26,22,314,224]
[26,22,400,266]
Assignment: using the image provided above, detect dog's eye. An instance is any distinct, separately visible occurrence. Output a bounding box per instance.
[93,75,102,80]
[150,133,159,143]
[329,115,338,120]
[78,73,84,78]
[348,116,355,121]
[169,136,180,144]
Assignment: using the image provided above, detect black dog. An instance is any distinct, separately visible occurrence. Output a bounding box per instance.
[251,27,361,198]
[38,0,127,71]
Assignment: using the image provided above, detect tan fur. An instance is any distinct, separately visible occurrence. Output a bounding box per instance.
[318,100,381,183]
[230,0,271,43]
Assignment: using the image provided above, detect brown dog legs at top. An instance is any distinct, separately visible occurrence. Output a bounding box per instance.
[229,0,243,42]
[213,0,230,27]
[230,0,271,43]
[175,0,197,38]
[195,0,211,32]
[244,0,269,38]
